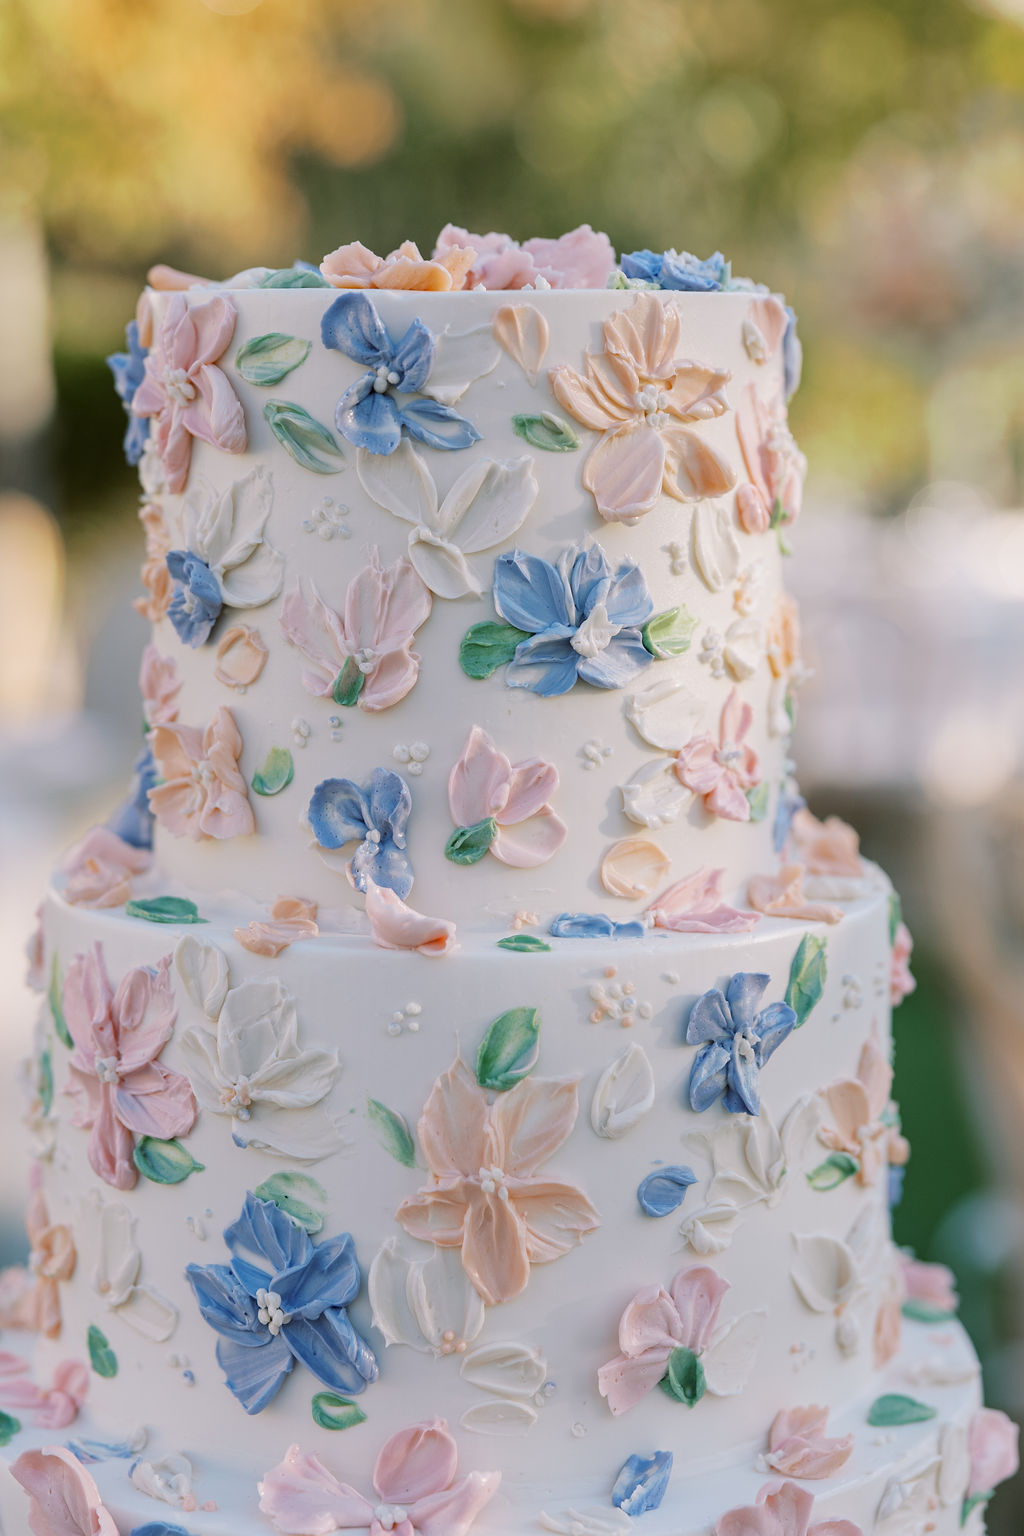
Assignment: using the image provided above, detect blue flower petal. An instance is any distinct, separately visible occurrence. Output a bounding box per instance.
[773,788,805,855]
[688,1041,731,1112]
[576,629,652,690]
[275,1233,362,1318]
[166,551,223,648]
[124,414,149,467]
[108,745,157,850]
[612,1450,673,1515]
[686,988,733,1046]
[727,1032,761,1115]
[284,1310,379,1395]
[637,1167,697,1218]
[752,1001,797,1065]
[321,292,392,366]
[108,320,150,466]
[185,1263,262,1344]
[504,629,581,697]
[308,778,372,850]
[549,912,647,939]
[399,397,482,452]
[619,250,665,283]
[658,250,729,292]
[389,320,435,394]
[602,561,655,629]
[130,1523,192,1536]
[337,382,403,455]
[782,305,803,400]
[366,767,412,851]
[493,549,573,633]
[225,1193,312,1284]
[725,972,770,1033]
[351,838,415,899]
[216,1329,293,1415]
[565,543,613,617]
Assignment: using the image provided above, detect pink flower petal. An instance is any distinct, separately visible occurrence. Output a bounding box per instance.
[767,1405,855,1480]
[258,1443,374,1532]
[500,757,560,825]
[112,955,176,1074]
[234,896,320,957]
[373,1419,458,1506]
[789,811,862,878]
[748,867,842,925]
[394,1185,470,1250]
[321,241,386,286]
[674,736,722,797]
[412,1470,501,1536]
[617,1285,684,1358]
[365,883,456,957]
[449,726,512,827]
[968,1408,1020,1497]
[582,423,666,524]
[647,868,759,934]
[706,774,753,823]
[11,1445,119,1536]
[88,1088,139,1192]
[598,1349,673,1417]
[670,1265,730,1353]
[898,1254,957,1314]
[737,482,771,534]
[182,362,247,454]
[182,294,237,366]
[521,225,615,289]
[491,807,567,869]
[549,362,625,433]
[62,946,112,1066]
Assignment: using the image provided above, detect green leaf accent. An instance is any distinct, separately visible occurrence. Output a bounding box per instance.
[260,267,331,289]
[332,657,365,707]
[251,746,295,797]
[265,399,345,475]
[784,688,797,731]
[642,604,698,659]
[785,934,828,1026]
[746,782,771,822]
[901,1299,957,1325]
[659,1346,706,1407]
[497,935,552,953]
[38,1048,54,1117]
[769,497,786,530]
[512,412,580,453]
[0,1410,20,1446]
[255,1172,328,1235]
[459,621,529,680]
[312,1392,368,1431]
[367,1100,416,1168]
[50,953,72,1049]
[236,332,312,386]
[133,1137,205,1185]
[445,818,498,866]
[125,896,206,925]
[778,527,794,557]
[961,1492,993,1525]
[889,890,903,946]
[88,1325,118,1378]
[867,1393,937,1427]
[807,1152,860,1191]
[476,1007,540,1093]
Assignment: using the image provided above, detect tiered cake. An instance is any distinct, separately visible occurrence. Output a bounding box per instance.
[0,228,1017,1536]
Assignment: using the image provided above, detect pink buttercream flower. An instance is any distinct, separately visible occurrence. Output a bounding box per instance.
[11,1445,119,1536]
[280,555,432,714]
[747,866,843,925]
[0,1167,75,1339]
[788,810,863,879]
[321,239,477,292]
[646,867,759,934]
[139,642,181,727]
[149,704,255,841]
[735,383,807,534]
[715,1480,862,1536]
[62,943,196,1191]
[434,223,615,291]
[259,1419,500,1536]
[898,1253,958,1315]
[448,726,567,868]
[0,1354,88,1430]
[890,922,916,1006]
[365,883,457,959]
[61,827,151,910]
[25,906,45,991]
[819,1031,910,1186]
[675,687,761,822]
[766,1406,854,1480]
[967,1408,1020,1498]
[549,290,736,523]
[135,502,174,623]
[395,1057,598,1306]
[131,292,247,494]
[234,895,320,958]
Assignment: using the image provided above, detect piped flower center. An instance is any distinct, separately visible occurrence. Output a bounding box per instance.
[164,366,198,407]
[478,1163,511,1203]
[373,1505,409,1531]
[94,1055,121,1086]
[222,1078,253,1119]
[372,365,402,394]
[715,743,742,770]
[438,1328,469,1357]
[735,1031,758,1070]
[636,383,670,430]
[256,1288,291,1337]
[354,646,379,674]
[570,601,616,659]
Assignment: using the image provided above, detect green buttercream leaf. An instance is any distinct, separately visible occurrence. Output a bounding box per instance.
[255,1172,328,1235]
[512,412,580,453]
[961,1492,993,1524]
[784,688,797,731]
[459,621,529,680]
[785,933,827,1026]
[260,268,331,289]
[125,896,206,925]
[746,782,771,822]
[476,1007,540,1093]
[867,1394,937,1427]
[38,1048,54,1117]
[236,333,312,386]
[889,890,903,946]
[778,527,793,557]
[497,935,552,953]
[806,1152,859,1191]
[660,1346,706,1407]
[445,818,497,866]
[133,1137,205,1185]
[770,498,786,530]
[312,1392,368,1431]
[901,1299,957,1325]
[0,1410,20,1446]
[642,604,698,659]
[367,1100,416,1168]
[251,746,295,797]
[265,399,345,475]
[50,953,72,1049]
[332,657,365,707]
[88,1325,118,1379]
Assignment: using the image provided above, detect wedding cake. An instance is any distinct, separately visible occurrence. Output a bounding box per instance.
[0,226,1016,1536]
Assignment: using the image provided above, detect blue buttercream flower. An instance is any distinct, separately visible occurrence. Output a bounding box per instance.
[107,745,157,850]
[107,320,150,466]
[619,248,731,292]
[308,767,413,898]
[493,542,654,697]
[549,912,647,940]
[773,785,806,856]
[612,1450,673,1515]
[686,972,797,1116]
[322,291,482,455]
[186,1193,378,1416]
[782,304,803,399]
[165,549,223,647]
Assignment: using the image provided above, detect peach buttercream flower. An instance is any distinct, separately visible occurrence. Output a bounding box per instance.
[550,291,736,523]
[819,1031,910,1186]
[365,882,457,959]
[747,866,843,925]
[321,238,476,292]
[234,896,320,958]
[891,921,916,1007]
[715,1480,862,1536]
[214,624,268,690]
[766,1405,854,1480]
[0,1167,75,1340]
[735,383,807,534]
[135,503,173,623]
[0,1354,88,1430]
[395,1057,598,1305]
[149,705,255,841]
[448,725,567,868]
[61,827,151,910]
[789,810,863,879]
[674,687,761,822]
[139,643,181,728]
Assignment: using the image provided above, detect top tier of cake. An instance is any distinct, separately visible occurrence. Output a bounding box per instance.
[123,259,805,930]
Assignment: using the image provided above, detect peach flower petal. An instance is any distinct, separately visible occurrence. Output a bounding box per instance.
[767,1404,855,1479]
[365,882,456,958]
[234,896,319,958]
[790,810,863,878]
[747,866,843,925]
[62,827,151,911]
[215,624,268,690]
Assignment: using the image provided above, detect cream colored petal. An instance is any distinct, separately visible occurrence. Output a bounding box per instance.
[459,1400,538,1437]
[590,1044,655,1140]
[423,324,500,405]
[174,936,230,1020]
[620,758,692,828]
[356,440,438,527]
[408,1244,486,1352]
[368,1239,431,1352]
[791,1234,857,1312]
[626,675,705,752]
[600,837,670,900]
[113,1284,179,1342]
[692,500,741,592]
[679,1202,741,1255]
[702,1308,766,1396]
[723,618,765,681]
[460,1341,547,1400]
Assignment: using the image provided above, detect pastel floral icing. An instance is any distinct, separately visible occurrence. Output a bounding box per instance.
[967,1408,1019,1500]
[106,319,150,466]
[489,543,654,695]
[280,557,432,712]
[364,883,457,958]
[790,1207,897,1360]
[0,1165,74,1338]
[149,705,255,841]
[818,1030,909,1185]
[79,1190,178,1342]
[108,744,158,851]
[135,503,174,624]
[590,1044,656,1140]
[62,944,196,1190]
[0,1353,88,1430]
[322,291,497,455]
[747,866,843,925]
[308,768,414,897]
[186,1192,378,1414]
[713,1480,862,1536]
[619,248,732,291]
[890,921,916,1006]
[165,468,284,647]
[368,1239,485,1356]
[765,1405,854,1480]
[259,1419,500,1535]
[434,222,614,290]
[131,292,246,494]
[395,1056,598,1305]
[598,1263,764,1416]
[743,297,789,365]
[215,623,268,690]
[788,809,863,877]
[550,291,735,523]
[61,826,151,910]
[736,383,807,533]
[356,440,538,599]
[675,687,762,822]
[646,868,759,934]
[447,726,566,868]
[687,972,797,1115]
[234,895,319,957]
[139,644,181,728]
[10,1444,119,1536]
[898,1252,957,1316]
[492,304,549,384]
[321,238,476,292]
